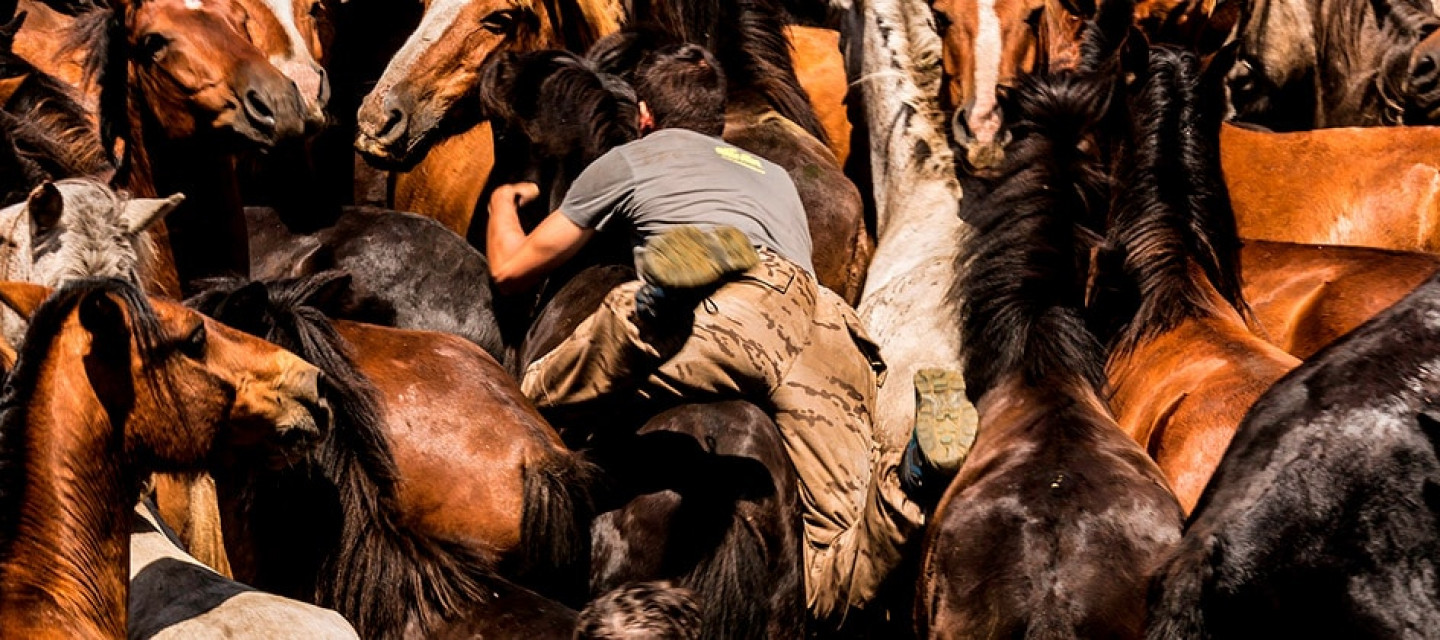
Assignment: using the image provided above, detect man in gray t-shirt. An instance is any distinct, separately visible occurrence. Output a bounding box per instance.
[559,127,815,274]
[488,44,951,625]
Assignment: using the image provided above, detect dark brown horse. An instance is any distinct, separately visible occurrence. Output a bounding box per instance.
[0,278,327,638]
[1227,0,1440,130]
[69,0,309,293]
[917,68,1182,638]
[519,264,805,640]
[1146,270,1440,639]
[191,271,597,637]
[1095,46,1298,514]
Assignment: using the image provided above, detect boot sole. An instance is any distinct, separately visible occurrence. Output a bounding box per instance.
[914,368,979,473]
[637,225,760,289]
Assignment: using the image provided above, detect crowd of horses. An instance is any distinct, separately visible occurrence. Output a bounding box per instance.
[0,0,1437,635]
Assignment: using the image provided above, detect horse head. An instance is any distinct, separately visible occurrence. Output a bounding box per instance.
[231,0,333,130]
[96,0,310,149]
[931,0,1089,172]
[0,278,330,468]
[354,0,560,169]
[0,179,180,343]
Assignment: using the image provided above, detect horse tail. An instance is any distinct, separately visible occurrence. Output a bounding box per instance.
[957,69,1114,399]
[680,506,779,640]
[577,581,703,640]
[520,448,601,604]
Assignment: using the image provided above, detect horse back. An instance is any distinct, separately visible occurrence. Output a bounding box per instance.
[920,378,1182,639]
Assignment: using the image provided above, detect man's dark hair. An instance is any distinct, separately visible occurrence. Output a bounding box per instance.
[634,44,727,136]
[574,581,702,639]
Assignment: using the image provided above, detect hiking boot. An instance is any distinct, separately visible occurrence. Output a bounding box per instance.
[900,368,978,505]
[635,225,759,290]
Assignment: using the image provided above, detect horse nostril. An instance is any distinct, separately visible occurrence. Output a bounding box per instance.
[951,107,974,145]
[374,107,408,144]
[1414,52,1440,85]
[244,89,277,130]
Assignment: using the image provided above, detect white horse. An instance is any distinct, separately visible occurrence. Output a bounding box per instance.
[848,0,976,457]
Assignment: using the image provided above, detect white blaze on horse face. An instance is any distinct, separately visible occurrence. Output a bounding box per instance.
[369,0,470,102]
[968,0,1004,146]
[261,0,329,117]
[185,0,204,10]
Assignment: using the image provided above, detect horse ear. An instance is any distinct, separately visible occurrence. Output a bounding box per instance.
[0,11,27,46]
[306,271,354,315]
[27,182,63,238]
[478,52,522,120]
[121,192,184,235]
[0,280,50,319]
[78,290,132,371]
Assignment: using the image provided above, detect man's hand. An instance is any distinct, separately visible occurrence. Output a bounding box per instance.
[487,182,594,295]
[493,182,541,210]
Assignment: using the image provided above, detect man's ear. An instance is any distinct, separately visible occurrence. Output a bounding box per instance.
[638,101,655,133]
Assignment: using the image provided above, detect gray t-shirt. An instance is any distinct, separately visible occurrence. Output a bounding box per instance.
[560,128,815,274]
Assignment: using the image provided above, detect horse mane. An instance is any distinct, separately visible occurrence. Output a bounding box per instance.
[0,278,166,554]
[0,32,111,198]
[482,50,639,170]
[1099,46,1249,356]
[957,70,1112,398]
[188,272,502,639]
[64,6,131,170]
[602,0,828,145]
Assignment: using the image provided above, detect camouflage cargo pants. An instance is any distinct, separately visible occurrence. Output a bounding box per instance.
[522,250,924,621]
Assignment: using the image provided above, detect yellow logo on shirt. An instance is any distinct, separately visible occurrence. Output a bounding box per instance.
[715,146,766,174]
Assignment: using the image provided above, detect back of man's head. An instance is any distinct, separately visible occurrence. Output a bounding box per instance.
[634,44,727,137]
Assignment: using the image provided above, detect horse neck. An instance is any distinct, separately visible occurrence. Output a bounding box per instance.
[0,331,134,640]
[120,111,241,296]
[972,374,1112,445]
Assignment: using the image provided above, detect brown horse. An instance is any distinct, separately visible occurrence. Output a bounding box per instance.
[69,0,309,294]
[191,271,597,636]
[1241,240,1440,359]
[0,277,327,639]
[1227,0,1440,130]
[1096,47,1298,514]
[918,69,1181,638]
[1222,123,1440,252]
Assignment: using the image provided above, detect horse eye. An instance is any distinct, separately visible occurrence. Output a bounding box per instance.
[480,10,517,34]
[179,323,207,358]
[137,33,170,61]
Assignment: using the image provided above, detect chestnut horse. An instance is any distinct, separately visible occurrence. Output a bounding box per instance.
[1147,270,1440,639]
[192,271,597,636]
[1241,240,1440,359]
[917,69,1181,638]
[1096,46,1298,513]
[69,0,309,294]
[0,277,328,639]
[1222,123,1440,252]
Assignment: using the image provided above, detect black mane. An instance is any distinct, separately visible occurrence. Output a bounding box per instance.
[1098,46,1249,356]
[957,71,1113,399]
[0,278,166,554]
[188,272,502,638]
[590,0,828,145]
[64,6,130,170]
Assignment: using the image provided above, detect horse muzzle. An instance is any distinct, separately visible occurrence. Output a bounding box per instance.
[354,84,436,169]
[951,106,1011,174]
[229,63,310,147]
